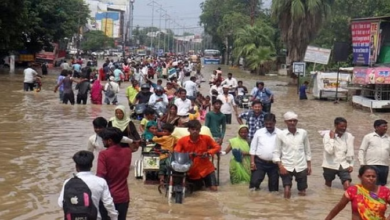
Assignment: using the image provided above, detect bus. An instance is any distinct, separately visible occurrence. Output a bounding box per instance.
[203,49,221,64]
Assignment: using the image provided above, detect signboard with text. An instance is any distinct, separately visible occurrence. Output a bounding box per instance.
[293,62,306,77]
[370,22,380,64]
[351,21,381,65]
[303,46,331,65]
[353,67,390,84]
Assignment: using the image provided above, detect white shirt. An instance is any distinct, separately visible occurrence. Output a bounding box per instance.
[359,132,390,166]
[87,134,133,154]
[217,94,236,114]
[250,127,281,161]
[23,68,38,83]
[237,87,247,96]
[174,98,192,116]
[183,80,198,97]
[141,66,148,77]
[273,129,312,172]
[60,62,71,70]
[221,77,238,93]
[148,93,169,110]
[178,70,185,84]
[209,74,217,83]
[104,81,120,93]
[58,172,118,220]
[210,85,223,96]
[322,131,355,170]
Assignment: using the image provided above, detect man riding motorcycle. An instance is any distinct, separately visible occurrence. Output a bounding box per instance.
[135,84,153,104]
[174,120,221,191]
[148,86,169,117]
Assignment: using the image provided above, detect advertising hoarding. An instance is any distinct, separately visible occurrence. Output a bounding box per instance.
[95,12,120,38]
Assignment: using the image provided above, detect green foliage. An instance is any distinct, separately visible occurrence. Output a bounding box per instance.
[312,0,390,69]
[0,0,89,53]
[271,0,335,74]
[232,23,275,74]
[0,0,26,51]
[81,30,114,51]
[199,0,263,54]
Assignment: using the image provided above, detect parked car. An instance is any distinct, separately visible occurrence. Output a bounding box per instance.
[68,49,78,55]
[111,49,123,57]
[91,51,105,56]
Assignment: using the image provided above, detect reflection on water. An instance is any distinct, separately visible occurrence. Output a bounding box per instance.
[0,65,388,219]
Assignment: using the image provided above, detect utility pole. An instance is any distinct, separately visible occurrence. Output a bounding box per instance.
[157,5,165,53]
[168,20,172,53]
[128,0,135,46]
[147,0,157,53]
[164,15,169,53]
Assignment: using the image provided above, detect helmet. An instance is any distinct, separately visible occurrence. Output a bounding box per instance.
[155,86,164,92]
[141,84,150,90]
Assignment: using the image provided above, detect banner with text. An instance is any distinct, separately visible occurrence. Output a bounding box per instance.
[352,21,371,65]
[353,67,390,84]
[369,22,380,64]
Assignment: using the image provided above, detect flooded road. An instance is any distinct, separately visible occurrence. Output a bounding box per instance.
[0,63,388,220]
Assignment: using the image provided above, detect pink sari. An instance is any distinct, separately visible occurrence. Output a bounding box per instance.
[91,80,103,104]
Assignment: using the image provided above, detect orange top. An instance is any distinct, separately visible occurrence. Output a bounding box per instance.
[175,135,221,180]
[152,135,176,160]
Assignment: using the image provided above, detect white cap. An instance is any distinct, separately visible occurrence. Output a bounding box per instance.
[283,111,298,120]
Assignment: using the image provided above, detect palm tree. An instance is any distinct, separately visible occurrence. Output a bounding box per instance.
[272,0,334,78]
[232,23,275,74]
[245,46,275,75]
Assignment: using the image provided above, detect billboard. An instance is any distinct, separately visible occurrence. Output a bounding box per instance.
[353,67,390,84]
[95,12,120,38]
[351,21,380,65]
[304,46,331,65]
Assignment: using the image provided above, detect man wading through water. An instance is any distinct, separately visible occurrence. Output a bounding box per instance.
[273,111,312,199]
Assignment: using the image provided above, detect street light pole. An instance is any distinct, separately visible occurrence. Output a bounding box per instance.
[157,6,163,52]
[164,15,169,53]
[148,0,156,52]
[128,0,135,46]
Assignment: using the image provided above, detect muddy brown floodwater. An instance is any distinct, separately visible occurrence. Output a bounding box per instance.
[1,62,390,220]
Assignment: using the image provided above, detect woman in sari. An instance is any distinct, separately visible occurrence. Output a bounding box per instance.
[90,78,103,104]
[143,121,158,141]
[222,125,251,184]
[159,104,180,126]
[326,165,390,220]
[108,105,141,151]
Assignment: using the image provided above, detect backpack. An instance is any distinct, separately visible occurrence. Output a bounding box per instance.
[62,174,97,220]
[255,88,274,103]
[106,82,115,98]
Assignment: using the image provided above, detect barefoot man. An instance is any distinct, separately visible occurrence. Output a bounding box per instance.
[273,111,312,199]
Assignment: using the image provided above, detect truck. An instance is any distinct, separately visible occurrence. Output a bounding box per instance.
[35,43,67,68]
[2,50,35,67]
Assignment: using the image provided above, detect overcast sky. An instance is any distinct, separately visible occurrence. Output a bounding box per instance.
[132,0,271,34]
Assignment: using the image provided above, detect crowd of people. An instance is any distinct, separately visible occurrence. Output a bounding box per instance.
[52,55,390,220]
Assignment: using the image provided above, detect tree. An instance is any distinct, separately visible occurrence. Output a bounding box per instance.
[313,0,390,66]
[0,0,26,53]
[245,47,275,75]
[0,0,89,54]
[23,0,90,53]
[271,0,335,79]
[232,23,275,74]
[217,12,250,64]
[81,31,114,51]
